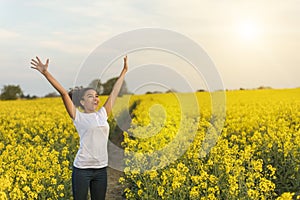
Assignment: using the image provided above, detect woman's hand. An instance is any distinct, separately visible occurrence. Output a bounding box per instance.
[31,56,49,74]
[30,56,75,119]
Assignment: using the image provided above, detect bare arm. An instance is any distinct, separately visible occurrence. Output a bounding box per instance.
[103,55,128,115]
[31,57,76,119]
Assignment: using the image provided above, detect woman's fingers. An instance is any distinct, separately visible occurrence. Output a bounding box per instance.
[31,57,48,66]
[36,56,41,63]
[31,59,38,65]
[30,58,41,70]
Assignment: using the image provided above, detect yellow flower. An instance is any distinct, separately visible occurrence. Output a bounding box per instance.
[172,181,181,190]
[276,192,295,200]
[0,192,8,200]
[259,178,275,193]
[247,189,259,199]
[57,184,64,191]
[157,186,164,197]
[148,170,158,180]
[136,180,142,188]
[119,177,125,184]
[191,175,201,184]
[267,164,276,177]
[189,186,200,199]
[50,178,57,185]
[252,159,263,172]
[22,186,30,193]
[137,189,143,196]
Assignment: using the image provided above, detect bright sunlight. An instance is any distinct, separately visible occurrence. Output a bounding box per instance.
[236,19,262,42]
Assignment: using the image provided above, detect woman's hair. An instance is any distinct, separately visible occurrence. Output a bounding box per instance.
[68,87,96,109]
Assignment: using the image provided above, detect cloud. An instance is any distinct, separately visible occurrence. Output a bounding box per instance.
[0,29,20,39]
[38,39,91,55]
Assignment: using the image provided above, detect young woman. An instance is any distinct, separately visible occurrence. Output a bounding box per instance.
[31,56,128,200]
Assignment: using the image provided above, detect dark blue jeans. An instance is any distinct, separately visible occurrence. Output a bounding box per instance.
[72,166,107,200]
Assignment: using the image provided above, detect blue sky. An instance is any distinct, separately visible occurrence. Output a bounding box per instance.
[0,0,299,96]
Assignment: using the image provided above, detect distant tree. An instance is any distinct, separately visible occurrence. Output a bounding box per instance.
[44,92,59,98]
[101,77,129,96]
[88,79,103,94]
[0,85,23,100]
[102,78,117,95]
[146,91,162,94]
[165,89,177,93]
[21,94,38,99]
[257,86,272,90]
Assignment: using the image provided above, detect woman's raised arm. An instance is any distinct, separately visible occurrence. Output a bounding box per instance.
[31,56,76,119]
[103,55,128,115]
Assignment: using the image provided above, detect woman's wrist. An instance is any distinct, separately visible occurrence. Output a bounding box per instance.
[42,70,50,76]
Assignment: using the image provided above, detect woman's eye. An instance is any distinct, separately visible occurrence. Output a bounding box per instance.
[87,95,98,98]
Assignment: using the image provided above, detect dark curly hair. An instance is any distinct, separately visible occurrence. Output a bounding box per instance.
[68,87,96,109]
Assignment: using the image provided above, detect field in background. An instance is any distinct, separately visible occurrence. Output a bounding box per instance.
[0,89,299,199]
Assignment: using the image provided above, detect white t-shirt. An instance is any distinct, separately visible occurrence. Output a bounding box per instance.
[73,107,109,169]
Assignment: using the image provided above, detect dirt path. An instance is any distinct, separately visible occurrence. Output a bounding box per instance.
[106,167,125,200]
[106,141,126,200]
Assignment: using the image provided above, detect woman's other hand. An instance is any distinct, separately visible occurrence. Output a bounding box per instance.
[31,56,49,74]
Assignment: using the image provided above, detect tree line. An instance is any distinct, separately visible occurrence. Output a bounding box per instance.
[0,77,129,100]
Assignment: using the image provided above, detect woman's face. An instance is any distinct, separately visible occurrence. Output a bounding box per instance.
[80,89,99,113]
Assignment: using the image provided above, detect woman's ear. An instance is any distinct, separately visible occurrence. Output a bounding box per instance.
[80,100,85,107]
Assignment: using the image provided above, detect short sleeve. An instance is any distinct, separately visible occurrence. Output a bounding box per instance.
[73,109,80,122]
[98,107,108,120]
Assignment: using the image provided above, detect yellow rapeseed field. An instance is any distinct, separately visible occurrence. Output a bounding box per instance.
[120,89,300,200]
[0,89,299,199]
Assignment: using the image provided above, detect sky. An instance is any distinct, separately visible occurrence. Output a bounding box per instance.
[0,0,299,96]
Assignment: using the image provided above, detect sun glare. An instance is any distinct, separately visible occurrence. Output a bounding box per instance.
[236,19,262,42]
